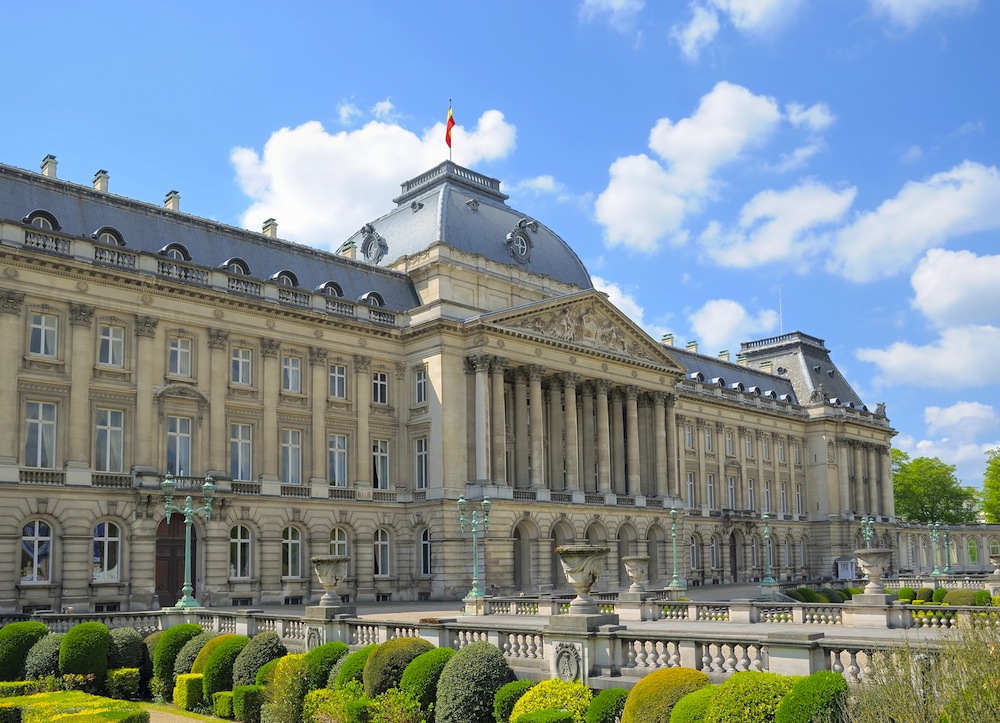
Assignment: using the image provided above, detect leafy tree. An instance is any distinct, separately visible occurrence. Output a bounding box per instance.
[893,453,978,525]
[982,447,1000,524]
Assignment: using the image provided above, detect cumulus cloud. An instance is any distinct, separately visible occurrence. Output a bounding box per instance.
[671,3,720,60]
[870,0,979,30]
[231,110,516,250]
[827,161,1000,282]
[372,99,394,120]
[767,141,825,173]
[688,298,778,352]
[856,325,1000,388]
[593,275,672,341]
[337,102,362,126]
[510,175,567,195]
[925,401,999,438]
[579,0,644,29]
[911,249,1000,327]
[785,102,836,132]
[894,432,999,487]
[711,0,806,34]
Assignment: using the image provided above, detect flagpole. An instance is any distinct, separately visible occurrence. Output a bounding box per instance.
[448,99,453,162]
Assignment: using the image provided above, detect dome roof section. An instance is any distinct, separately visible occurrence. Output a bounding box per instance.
[342,162,593,290]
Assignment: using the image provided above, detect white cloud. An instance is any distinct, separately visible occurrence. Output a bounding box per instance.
[711,0,805,34]
[925,401,999,438]
[870,0,979,30]
[911,249,1000,327]
[231,111,516,250]
[671,4,720,60]
[900,144,923,163]
[372,99,394,120]
[337,102,362,126]
[767,141,825,173]
[894,433,999,488]
[593,276,672,341]
[511,175,567,195]
[595,154,689,252]
[785,102,835,132]
[579,0,644,29]
[699,181,855,267]
[688,298,778,352]
[827,161,1000,281]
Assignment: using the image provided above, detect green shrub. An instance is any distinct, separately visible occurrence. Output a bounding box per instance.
[915,587,934,602]
[106,667,140,700]
[515,710,576,723]
[0,681,34,698]
[335,644,379,688]
[363,637,433,698]
[975,590,992,606]
[305,679,369,723]
[303,688,336,723]
[933,587,948,603]
[511,679,592,723]
[173,632,216,681]
[435,641,515,723]
[203,634,250,701]
[233,631,287,688]
[261,653,308,723]
[839,588,854,600]
[24,633,63,680]
[369,686,425,723]
[173,672,204,710]
[214,690,234,718]
[814,593,830,603]
[622,667,711,723]
[141,631,160,693]
[59,622,111,691]
[495,680,536,723]
[784,590,804,602]
[669,685,719,723]
[233,684,267,723]
[303,641,347,691]
[774,670,848,723]
[586,688,628,723]
[0,690,149,722]
[106,628,145,673]
[400,646,455,721]
[942,589,976,606]
[152,623,202,691]
[897,586,916,601]
[256,657,281,687]
[818,589,843,603]
[703,671,799,723]
[0,622,50,682]
[192,633,237,674]
[796,588,819,603]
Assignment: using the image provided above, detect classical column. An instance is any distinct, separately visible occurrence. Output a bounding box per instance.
[594,380,612,493]
[786,434,799,516]
[557,374,577,491]
[527,365,546,489]
[208,329,230,473]
[513,368,529,488]
[611,387,626,494]
[134,315,159,471]
[490,357,508,484]
[665,394,678,497]
[580,381,594,492]
[354,355,372,487]
[866,443,879,517]
[852,442,865,514]
[836,438,850,515]
[737,425,749,510]
[547,380,563,490]
[67,303,95,466]
[261,339,282,479]
[309,347,328,484]
[638,394,652,495]
[652,392,668,498]
[468,354,491,482]
[696,420,708,508]
[755,431,767,508]
[625,386,641,495]
[880,446,895,519]
[0,291,25,465]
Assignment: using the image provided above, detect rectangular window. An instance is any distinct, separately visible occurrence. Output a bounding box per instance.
[780,482,788,514]
[794,444,801,465]
[778,441,786,463]
[420,531,432,576]
[282,355,302,393]
[415,437,429,489]
[93,522,120,582]
[95,408,124,473]
[686,471,696,506]
[373,371,389,405]
[98,324,124,367]
[762,437,770,461]
[231,347,253,386]
[374,530,390,577]
[746,436,754,458]
[684,425,693,449]
[727,476,736,510]
[281,429,302,485]
[373,439,390,489]
[764,480,772,513]
[328,434,348,487]
[329,364,347,399]
[705,429,713,452]
[748,479,756,511]
[168,336,192,376]
[710,539,718,569]
[29,313,58,357]
[415,369,428,405]
[166,416,191,475]
[706,474,715,509]
[282,527,302,578]
[25,401,57,468]
[725,430,733,455]
[230,423,253,481]
[796,483,803,515]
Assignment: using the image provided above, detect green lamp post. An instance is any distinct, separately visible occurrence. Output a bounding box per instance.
[161,473,215,608]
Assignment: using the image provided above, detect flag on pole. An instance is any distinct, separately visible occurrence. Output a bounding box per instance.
[445,103,455,149]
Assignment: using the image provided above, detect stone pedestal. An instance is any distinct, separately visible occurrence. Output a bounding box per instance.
[544,615,622,685]
[613,591,647,621]
[847,592,896,628]
[463,596,487,616]
[763,632,827,675]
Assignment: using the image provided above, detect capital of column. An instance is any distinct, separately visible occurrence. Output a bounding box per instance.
[652,390,668,406]
[466,353,493,373]
[696,418,707,430]
[715,422,726,432]
[208,328,229,349]
[354,354,372,372]
[69,303,95,327]
[737,425,748,438]
[261,338,282,358]
[309,347,329,366]
[593,379,611,396]
[611,386,626,403]
[513,367,529,385]
[676,414,687,424]
[134,314,159,338]
[624,385,640,401]
[526,364,546,382]
[560,372,580,390]
[490,356,509,374]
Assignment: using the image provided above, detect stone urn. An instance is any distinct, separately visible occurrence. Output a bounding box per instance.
[854,548,892,594]
[311,555,350,606]
[622,555,650,593]
[556,545,610,613]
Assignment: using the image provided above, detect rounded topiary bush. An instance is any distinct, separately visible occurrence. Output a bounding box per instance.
[703,671,799,723]
[59,621,111,687]
[796,588,819,603]
[335,643,379,688]
[24,632,64,680]
[363,636,433,698]
[401,646,456,722]
[257,656,281,687]
[0,621,50,681]
[784,590,805,602]
[261,652,308,723]
[108,627,145,670]
[202,634,250,700]
[915,587,934,602]
[233,631,287,688]
[302,641,346,691]
[191,633,237,674]
[622,667,711,723]
[943,589,977,607]
[587,687,628,723]
[495,680,537,723]
[152,623,202,689]
[669,685,718,723]
[897,586,915,601]
[142,631,161,692]
[975,589,992,606]
[933,587,949,603]
[511,679,592,723]
[435,640,516,723]
[774,670,848,723]
[173,632,217,681]
[515,711,576,723]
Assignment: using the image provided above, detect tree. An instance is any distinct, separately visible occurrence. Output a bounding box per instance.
[892,453,979,525]
[982,448,1000,524]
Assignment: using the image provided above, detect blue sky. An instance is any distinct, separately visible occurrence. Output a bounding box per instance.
[3,1,999,487]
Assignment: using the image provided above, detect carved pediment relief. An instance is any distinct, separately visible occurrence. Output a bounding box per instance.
[154,383,210,405]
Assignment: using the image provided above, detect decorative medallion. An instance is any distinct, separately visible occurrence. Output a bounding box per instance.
[360,223,389,264]
[569,356,576,364]
[213,309,224,319]
[266,320,276,330]
[554,642,582,682]
[473,334,488,346]
[505,218,537,264]
[1,267,17,279]
[75,281,89,293]
[314,329,324,338]
[497,340,505,347]
[602,363,608,372]
[139,294,153,306]
[535,348,542,356]
[359,339,367,347]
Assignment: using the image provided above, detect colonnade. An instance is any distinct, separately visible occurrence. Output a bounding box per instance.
[837,439,894,520]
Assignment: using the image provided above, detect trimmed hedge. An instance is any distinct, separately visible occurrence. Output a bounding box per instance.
[368,687,424,722]
[256,657,280,687]
[363,636,433,698]
[107,667,141,700]
[304,680,369,723]
[0,690,149,723]
[142,631,161,693]
[214,690,234,719]
[24,633,64,680]
[173,672,204,711]
[774,670,848,723]
[0,682,34,698]
[587,688,628,723]
[942,589,977,606]
[495,680,537,723]
[401,646,455,722]
[975,589,992,606]
[203,634,250,701]
[108,628,145,671]
[669,685,719,723]
[897,586,916,601]
[233,684,266,723]
[515,711,576,723]
[192,633,238,674]
[303,688,337,723]
[511,679,592,723]
[915,587,934,602]
[0,621,50,681]
[152,623,202,690]
[233,631,287,688]
[260,653,308,723]
[335,644,379,688]
[173,632,217,680]
[933,587,949,603]
[796,588,819,603]
[784,590,805,602]
[302,641,347,691]
[435,640,516,723]
[59,622,111,690]
[622,667,711,723]
[703,671,799,723]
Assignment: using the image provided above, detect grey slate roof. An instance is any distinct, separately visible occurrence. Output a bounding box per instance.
[665,345,800,402]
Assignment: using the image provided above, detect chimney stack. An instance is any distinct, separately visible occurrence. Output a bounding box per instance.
[718,350,730,362]
[759,360,774,374]
[93,170,109,193]
[737,353,749,367]
[164,190,180,212]
[40,155,58,178]
[662,333,674,346]
[686,340,698,354]
[263,218,278,238]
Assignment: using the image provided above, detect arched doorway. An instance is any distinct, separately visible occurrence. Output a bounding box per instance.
[513,522,534,593]
[550,521,574,590]
[155,516,196,608]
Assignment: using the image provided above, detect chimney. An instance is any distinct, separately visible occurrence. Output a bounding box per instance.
[737,353,749,367]
[93,170,109,193]
[662,333,674,346]
[686,340,698,354]
[164,190,180,212]
[40,154,58,178]
[759,360,774,374]
[262,218,278,238]
[718,350,730,362]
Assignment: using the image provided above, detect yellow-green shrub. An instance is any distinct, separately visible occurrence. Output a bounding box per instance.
[510,679,592,723]
[703,671,799,723]
[106,667,140,700]
[214,690,234,718]
[623,667,710,723]
[173,672,204,711]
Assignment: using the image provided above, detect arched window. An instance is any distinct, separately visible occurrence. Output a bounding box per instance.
[420,529,432,577]
[223,257,251,275]
[229,525,252,579]
[318,281,343,297]
[282,527,302,578]
[21,520,52,583]
[374,529,391,577]
[991,540,1000,558]
[93,522,120,583]
[93,227,124,246]
[359,291,384,307]
[271,270,298,287]
[159,243,190,261]
[330,527,349,557]
[24,210,59,231]
[968,539,979,565]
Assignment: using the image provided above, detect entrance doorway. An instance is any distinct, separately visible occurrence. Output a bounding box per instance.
[155,516,196,608]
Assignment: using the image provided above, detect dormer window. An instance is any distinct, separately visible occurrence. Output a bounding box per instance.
[159,243,190,261]
[359,291,384,308]
[689,372,705,383]
[24,210,59,231]
[271,270,298,287]
[93,227,124,246]
[223,258,251,276]
[318,281,343,297]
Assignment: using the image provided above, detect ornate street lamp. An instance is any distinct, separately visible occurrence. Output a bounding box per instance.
[928,522,942,577]
[761,512,776,586]
[943,526,952,575]
[457,494,491,599]
[667,507,685,594]
[161,473,215,608]
[860,517,876,549]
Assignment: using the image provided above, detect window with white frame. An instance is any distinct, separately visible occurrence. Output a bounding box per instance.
[374,529,390,576]
[420,529,432,576]
[684,424,693,449]
[968,539,979,565]
[29,313,58,357]
[415,368,427,405]
[92,522,120,582]
[21,520,51,583]
[230,423,252,482]
[95,408,124,473]
[751,538,759,567]
[706,474,715,509]
[31,215,53,230]
[710,538,718,569]
[796,484,803,515]
[282,526,302,578]
[231,347,253,386]
[991,540,1000,558]
[415,437,428,489]
[372,371,389,405]
[229,525,251,578]
[329,364,347,399]
[686,471,696,507]
[168,336,192,377]
[98,324,125,367]
[689,536,699,569]
[166,416,191,475]
[762,437,770,460]
[25,401,57,468]
[282,355,302,393]
[799,541,806,567]
[328,434,348,487]
[794,444,801,465]
[778,440,786,463]
[764,480,772,513]
[780,482,787,514]
[281,429,302,485]
[745,435,754,458]
[373,439,390,489]
[784,541,790,567]
[747,478,756,511]
[727,476,736,510]
[330,527,349,557]
[725,430,733,455]
[705,428,713,452]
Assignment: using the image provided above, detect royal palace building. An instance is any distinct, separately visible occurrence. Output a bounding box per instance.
[0,155,906,613]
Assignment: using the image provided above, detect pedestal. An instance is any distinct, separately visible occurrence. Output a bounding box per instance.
[848,593,895,628]
[463,596,487,616]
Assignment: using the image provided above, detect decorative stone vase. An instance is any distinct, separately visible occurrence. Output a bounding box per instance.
[990,553,1000,579]
[622,555,650,593]
[556,545,610,612]
[854,548,892,594]
[311,555,350,606]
